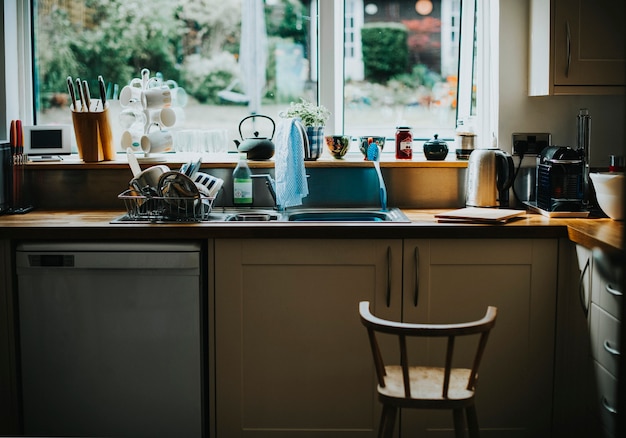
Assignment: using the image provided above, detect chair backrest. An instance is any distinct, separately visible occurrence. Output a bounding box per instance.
[359,301,497,399]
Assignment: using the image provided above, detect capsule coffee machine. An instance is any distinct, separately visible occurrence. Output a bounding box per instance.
[536,146,585,212]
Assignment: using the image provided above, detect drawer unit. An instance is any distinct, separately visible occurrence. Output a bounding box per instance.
[592,273,622,320]
[590,303,621,376]
[594,361,618,438]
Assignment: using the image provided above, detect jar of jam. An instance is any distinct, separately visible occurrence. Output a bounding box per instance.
[395,126,412,159]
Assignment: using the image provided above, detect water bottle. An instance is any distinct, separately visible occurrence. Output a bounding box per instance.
[233,153,253,205]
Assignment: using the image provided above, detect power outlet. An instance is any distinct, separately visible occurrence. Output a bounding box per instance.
[512,133,551,156]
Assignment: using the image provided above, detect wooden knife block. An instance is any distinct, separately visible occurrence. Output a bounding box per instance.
[71,106,115,162]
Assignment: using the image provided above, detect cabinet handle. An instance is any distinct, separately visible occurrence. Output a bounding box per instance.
[601,397,618,415]
[603,340,621,357]
[578,258,590,317]
[606,284,623,297]
[413,247,419,307]
[565,21,571,77]
[386,246,391,307]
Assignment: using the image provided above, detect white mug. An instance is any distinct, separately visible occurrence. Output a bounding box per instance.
[141,130,173,154]
[121,130,143,151]
[149,107,176,128]
[119,79,143,107]
[141,87,172,109]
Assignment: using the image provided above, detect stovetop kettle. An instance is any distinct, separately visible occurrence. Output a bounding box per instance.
[466,148,515,208]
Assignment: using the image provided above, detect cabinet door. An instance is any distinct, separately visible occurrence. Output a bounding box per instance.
[401,239,557,437]
[214,238,402,437]
[553,0,625,86]
[553,241,601,437]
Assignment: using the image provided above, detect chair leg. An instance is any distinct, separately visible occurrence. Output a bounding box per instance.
[378,404,397,438]
[466,404,480,438]
[452,408,466,438]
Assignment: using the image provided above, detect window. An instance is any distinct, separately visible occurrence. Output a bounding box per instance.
[7,0,484,155]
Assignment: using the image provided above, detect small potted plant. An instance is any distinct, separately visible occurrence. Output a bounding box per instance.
[281,98,330,160]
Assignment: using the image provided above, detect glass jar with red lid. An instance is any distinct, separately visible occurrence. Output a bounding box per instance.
[395,126,412,159]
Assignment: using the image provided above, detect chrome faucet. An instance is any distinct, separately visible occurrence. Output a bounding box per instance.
[251,174,278,208]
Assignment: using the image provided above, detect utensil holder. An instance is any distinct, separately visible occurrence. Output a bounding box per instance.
[71,106,114,162]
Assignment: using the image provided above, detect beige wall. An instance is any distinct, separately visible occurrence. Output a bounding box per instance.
[498,0,625,167]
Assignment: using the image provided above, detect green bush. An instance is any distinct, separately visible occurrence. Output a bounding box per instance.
[361,23,408,84]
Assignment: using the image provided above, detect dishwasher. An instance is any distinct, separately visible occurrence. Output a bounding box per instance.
[16,241,205,438]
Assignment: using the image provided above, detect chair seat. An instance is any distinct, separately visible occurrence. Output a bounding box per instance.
[378,365,475,408]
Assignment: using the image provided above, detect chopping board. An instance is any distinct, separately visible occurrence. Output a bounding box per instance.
[435,207,526,223]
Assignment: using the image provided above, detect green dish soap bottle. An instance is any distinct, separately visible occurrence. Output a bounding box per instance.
[233,153,253,205]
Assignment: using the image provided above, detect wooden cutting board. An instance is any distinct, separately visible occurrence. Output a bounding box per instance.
[435,207,526,223]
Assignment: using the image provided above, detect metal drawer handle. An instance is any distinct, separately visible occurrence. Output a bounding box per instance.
[602,397,618,415]
[603,340,621,357]
[578,258,590,317]
[565,21,571,77]
[386,246,391,307]
[606,284,623,297]
[413,247,419,307]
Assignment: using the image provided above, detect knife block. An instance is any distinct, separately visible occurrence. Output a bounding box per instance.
[71,105,115,162]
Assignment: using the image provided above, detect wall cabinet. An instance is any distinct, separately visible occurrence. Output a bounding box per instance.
[214,238,558,437]
[529,0,625,95]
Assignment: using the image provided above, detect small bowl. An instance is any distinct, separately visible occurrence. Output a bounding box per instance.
[359,136,386,158]
[324,135,350,159]
[590,172,624,220]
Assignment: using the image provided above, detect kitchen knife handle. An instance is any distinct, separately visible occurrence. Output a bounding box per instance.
[565,21,571,78]
[578,257,590,317]
[413,246,419,307]
[386,246,391,307]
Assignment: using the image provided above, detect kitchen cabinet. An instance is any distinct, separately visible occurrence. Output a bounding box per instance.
[0,238,19,434]
[400,239,558,437]
[213,238,403,437]
[214,237,558,437]
[529,0,626,95]
[552,241,624,437]
[588,245,622,437]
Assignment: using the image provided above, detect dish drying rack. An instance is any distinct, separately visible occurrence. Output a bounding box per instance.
[118,189,216,222]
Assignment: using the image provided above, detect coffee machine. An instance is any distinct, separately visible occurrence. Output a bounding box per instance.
[536,146,585,212]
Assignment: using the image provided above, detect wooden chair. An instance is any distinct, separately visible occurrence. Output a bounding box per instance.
[358,301,497,438]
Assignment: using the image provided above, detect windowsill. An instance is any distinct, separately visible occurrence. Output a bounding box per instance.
[24,152,469,170]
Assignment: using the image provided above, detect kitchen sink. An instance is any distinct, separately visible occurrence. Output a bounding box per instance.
[284,208,410,223]
[112,207,410,223]
[225,211,281,222]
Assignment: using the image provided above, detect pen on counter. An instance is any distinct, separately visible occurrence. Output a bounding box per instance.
[98,75,107,110]
[82,80,91,112]
[76,78,85,111]
[67,76,78,111]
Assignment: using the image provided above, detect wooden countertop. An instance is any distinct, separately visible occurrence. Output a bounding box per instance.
[0,209,621,253]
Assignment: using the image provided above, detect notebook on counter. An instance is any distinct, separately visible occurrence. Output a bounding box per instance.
[435,207,527,224]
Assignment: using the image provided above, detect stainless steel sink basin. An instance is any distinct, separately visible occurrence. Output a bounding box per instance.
[285,208,410,223]
[225,211,280,222]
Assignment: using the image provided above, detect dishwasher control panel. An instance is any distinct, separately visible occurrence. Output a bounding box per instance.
[28,254,74,267]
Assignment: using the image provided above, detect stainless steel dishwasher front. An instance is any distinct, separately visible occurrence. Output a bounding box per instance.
[16,242,205,438]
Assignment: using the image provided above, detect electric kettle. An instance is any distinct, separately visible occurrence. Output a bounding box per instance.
[466,148,515,207]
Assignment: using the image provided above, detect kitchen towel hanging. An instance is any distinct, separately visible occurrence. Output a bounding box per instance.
[274,117,308,208]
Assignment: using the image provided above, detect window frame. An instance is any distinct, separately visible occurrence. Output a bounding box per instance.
[5,0,494,149]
